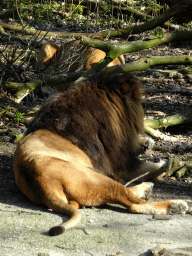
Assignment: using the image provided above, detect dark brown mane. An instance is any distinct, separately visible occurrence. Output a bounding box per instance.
[26,74,144,183]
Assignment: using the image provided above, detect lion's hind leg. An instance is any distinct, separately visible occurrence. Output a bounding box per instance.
[129,200,188,215]
[126,183,188,215]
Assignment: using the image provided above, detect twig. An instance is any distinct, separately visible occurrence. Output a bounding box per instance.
[144,125,178,142]
[125,172,150,187]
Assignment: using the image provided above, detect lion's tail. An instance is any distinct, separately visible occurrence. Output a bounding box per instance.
[45,196,81,236]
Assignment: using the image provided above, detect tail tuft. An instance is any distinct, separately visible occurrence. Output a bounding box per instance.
[49,226,65,236]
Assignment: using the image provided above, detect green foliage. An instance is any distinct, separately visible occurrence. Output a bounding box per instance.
[2,0,181,30]
[33,3,60,22]
[142,0,163,11]
[5,0,60,23]
[187,21,192,26]
[151,27,164,38]
[70,4,84,14]
[14,110,25,123]
[2,0,136,28]
[100,2,111,13]
[0,105,10,116]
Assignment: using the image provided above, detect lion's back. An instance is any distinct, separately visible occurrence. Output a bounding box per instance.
[26,74,144,179]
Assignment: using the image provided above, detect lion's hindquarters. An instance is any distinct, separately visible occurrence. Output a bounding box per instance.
[13,131,132,234]
[14,132,188,236]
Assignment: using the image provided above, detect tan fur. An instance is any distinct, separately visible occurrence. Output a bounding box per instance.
[14,129,188,236]
[14,75,188,236]
[37,40,125,70]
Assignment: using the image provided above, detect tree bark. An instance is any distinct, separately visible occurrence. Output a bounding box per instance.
[144,125,177,142]
[144,111,192,129]
[0,22,86,40]
[5,54,192,102]
[5,71,83,103]
[103,55,192,74]
[166,156,192,178]
[80,31,192,71]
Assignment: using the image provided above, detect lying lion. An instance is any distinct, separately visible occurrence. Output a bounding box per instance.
[14,73,188,236]
[37,39,125,70]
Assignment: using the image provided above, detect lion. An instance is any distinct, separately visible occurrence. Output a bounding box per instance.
[14,73,188,236]
[37,39,125,70]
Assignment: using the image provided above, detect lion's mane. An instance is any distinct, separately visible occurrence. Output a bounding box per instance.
[26,74,144,183]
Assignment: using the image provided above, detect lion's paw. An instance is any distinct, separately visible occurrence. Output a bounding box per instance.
[143,137,155,149]
[169,200,188,214]
[130,182,154,198]
[141,182,154,197]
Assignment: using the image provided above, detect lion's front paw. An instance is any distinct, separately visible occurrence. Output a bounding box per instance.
[143,137,155,149]
[141,182,154,198]
[168,200,188,214]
